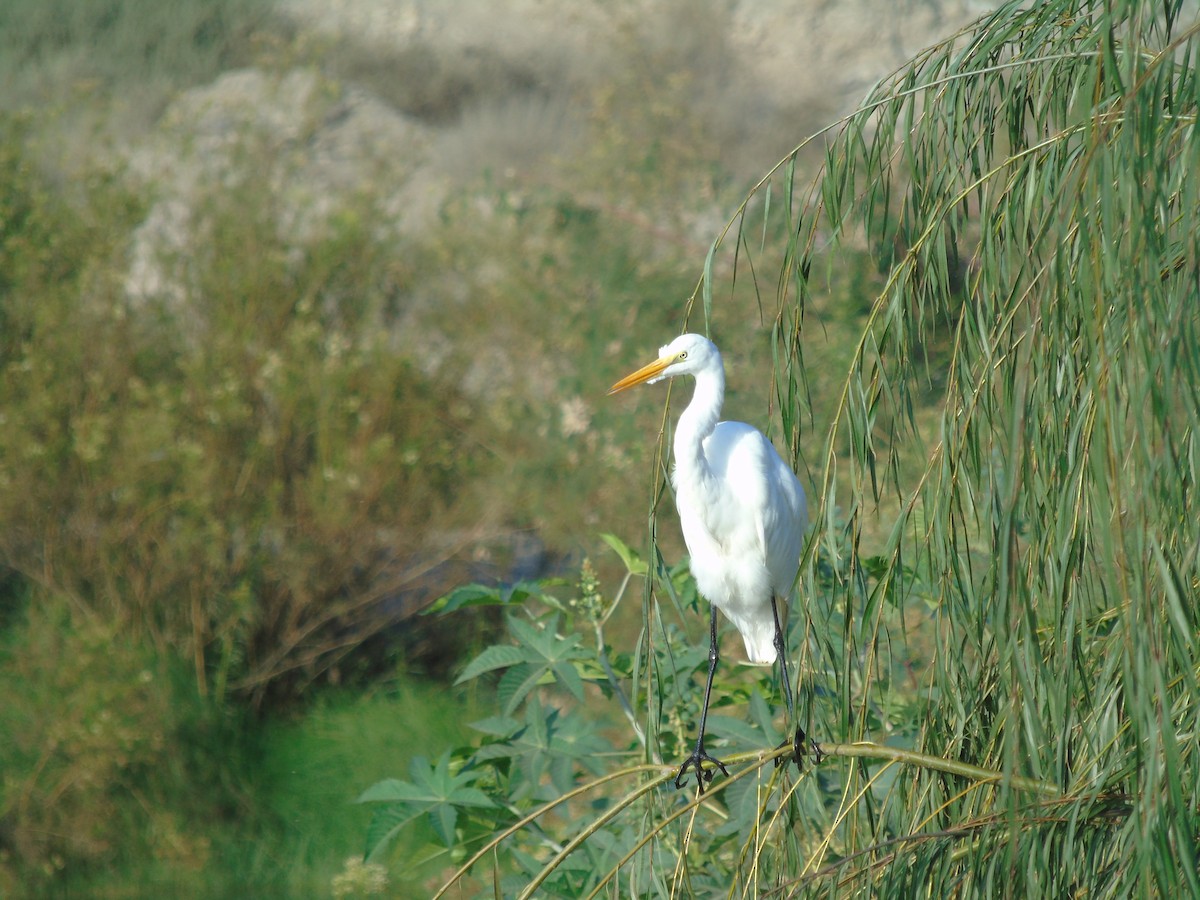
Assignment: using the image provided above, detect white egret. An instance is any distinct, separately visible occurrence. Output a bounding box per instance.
[609,333,812,791]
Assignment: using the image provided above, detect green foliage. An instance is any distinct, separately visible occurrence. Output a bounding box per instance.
[1,0,1194,893]
[359,540,1030,897]
[0,111,512,886]
[211,677,482,897]
[0,126,487,711]
[0,595,478,895]
[0,48,718,887]
[363,0,1200,895]
[362,752,497,850]
[458,615,592,714]
[0,593,218,888]
[717,0,1199,893]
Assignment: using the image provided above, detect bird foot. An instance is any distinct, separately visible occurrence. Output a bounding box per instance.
[674,746,730,792]
[774,727,824,770]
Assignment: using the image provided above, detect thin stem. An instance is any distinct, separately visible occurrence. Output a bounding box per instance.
[789,740,1061,798]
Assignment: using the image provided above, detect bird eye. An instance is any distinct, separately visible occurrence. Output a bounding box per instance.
[678,351,688,360]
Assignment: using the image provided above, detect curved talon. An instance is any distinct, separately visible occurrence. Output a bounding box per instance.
[774,727,823,770]
[674,748,730,792]
[772,735,797,769]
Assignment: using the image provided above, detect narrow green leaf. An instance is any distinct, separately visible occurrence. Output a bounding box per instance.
[701,240,715,329]
[599,532,648,576]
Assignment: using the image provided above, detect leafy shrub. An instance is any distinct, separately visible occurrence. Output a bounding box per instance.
[357,539,937,896]
[0,594,207,885]
[0,123,490,707]
[360,1,1200,895]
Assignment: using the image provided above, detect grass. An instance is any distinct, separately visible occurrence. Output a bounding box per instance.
[0,573,478,895]
[252,680,483,895]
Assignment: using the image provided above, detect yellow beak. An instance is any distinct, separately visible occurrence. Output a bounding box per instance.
[608,356,672,395]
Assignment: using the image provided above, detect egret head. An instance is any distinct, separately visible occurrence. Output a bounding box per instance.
[608,333,720,395]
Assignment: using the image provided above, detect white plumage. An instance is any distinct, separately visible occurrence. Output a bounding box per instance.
[609,333,809,789]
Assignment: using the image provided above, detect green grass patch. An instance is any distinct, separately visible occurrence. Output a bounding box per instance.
[0,578,478,896]
[243,679,484,896]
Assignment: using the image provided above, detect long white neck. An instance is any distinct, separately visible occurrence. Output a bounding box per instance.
[673,361,725,482]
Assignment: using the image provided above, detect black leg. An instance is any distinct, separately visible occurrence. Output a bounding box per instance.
[771,595,822,768]
[771,595,796,723]
[674,605,730,792]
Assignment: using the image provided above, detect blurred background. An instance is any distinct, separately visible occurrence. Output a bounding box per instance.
[0,0,992,894]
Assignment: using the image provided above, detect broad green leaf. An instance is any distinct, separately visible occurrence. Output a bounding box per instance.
[357,752,496,856]
[356,777,428,804]
[498,662,546,715]
[425,583,503,615]
[704,714,767,750]
[456,643,530,684]
[551,658,586,703]
[363,803,424,862]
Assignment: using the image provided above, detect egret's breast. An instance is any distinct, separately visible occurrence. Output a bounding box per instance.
[672,420,805,612]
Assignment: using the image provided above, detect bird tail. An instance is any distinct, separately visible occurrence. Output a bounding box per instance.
[733,617,778,666]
